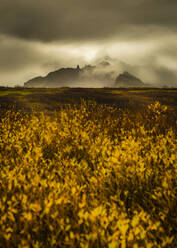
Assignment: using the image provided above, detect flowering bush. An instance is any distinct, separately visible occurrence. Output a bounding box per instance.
[0,101,176,247]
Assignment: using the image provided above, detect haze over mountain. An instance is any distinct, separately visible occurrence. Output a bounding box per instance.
[24,57,147,88]
[0,1,177,87]
[115,72,145,88]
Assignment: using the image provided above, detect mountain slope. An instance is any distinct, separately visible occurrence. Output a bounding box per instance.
[24,66,81,88]
[115,71,145,87]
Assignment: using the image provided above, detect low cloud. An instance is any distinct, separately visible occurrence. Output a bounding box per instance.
[0,34,177,86]
[0,0,176,86]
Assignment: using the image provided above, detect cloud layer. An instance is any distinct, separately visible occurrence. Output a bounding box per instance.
[1,0,177,42]
[0,0,177,86]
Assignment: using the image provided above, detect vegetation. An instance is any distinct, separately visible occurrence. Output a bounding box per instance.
[0,100,176,247]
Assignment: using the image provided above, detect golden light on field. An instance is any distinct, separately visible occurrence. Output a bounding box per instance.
[0,101,176,247]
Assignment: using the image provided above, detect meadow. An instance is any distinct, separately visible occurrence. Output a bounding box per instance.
[0,88,176,247]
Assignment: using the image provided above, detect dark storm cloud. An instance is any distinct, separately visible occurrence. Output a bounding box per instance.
[0,0,177,42]
[0,0,176,86]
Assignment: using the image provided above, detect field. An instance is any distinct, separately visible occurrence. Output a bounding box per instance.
[0,87,177,113]
[0,87,177,247]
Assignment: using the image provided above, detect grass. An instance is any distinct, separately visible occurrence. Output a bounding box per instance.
[0,90,33,96]
[0,88,68,96]
[1,87,177,114]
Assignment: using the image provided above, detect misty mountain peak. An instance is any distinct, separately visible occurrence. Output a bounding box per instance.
[24,60,147,88]
[115,71,144,87]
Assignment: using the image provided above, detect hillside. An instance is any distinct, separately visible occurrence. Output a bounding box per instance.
[115,71,145,87]
[24,66,81,88]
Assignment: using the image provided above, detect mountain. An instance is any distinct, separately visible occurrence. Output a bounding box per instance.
[24,58,148,88]
[115,71,145,87]
[24,65,81,88]
[24,62,117,88]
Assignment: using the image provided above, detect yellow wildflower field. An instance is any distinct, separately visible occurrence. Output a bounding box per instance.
[0,101,176,247]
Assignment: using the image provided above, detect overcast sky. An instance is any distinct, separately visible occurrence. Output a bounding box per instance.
[0,0,177,86]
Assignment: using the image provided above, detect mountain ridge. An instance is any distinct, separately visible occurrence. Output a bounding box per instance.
[24,60,147,88]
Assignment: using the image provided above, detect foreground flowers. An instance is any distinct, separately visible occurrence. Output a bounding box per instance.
[0,101,176,247]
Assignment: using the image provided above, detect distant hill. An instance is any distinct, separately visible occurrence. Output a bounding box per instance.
[115,71,145,87]
[24,66,81,88]
[24,58,149,88]
[24,62,117,88]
